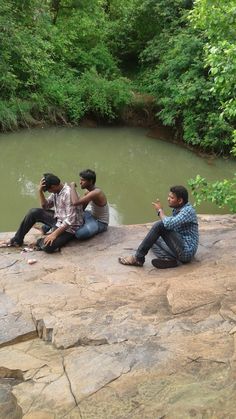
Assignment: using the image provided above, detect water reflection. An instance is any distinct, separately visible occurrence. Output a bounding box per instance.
[109,204,123,226]
[18,175,37,197]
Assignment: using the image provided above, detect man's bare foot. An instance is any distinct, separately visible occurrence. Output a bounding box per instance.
[0,240,21,248]
[0,241,9,248]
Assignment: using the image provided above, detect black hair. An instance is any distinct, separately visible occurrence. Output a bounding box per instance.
[170,185,188,204]
[43,173,60,191]
[79,169,96,184]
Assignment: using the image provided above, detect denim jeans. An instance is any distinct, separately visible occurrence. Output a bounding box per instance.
[75,211,108,240]
[135,220,187,264]
[12,208,74,253]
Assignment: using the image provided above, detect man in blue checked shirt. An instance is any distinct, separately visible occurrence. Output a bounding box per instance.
[119,185,199,269]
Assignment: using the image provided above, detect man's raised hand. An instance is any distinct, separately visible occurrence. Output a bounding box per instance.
[152,198,162,212]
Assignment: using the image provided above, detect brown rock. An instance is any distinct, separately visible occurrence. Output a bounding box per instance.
[0,216,236,418]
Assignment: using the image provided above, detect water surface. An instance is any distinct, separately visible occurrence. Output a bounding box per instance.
[1,126,236,232]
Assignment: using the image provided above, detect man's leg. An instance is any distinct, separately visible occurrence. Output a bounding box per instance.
[38,231,74,253]
[135,221,166,264]
[97,221,108,234]
[119,221,185,268]
[160,229,186,260]
[151,230,188,268]
[152,237,178,261]
[12,208,56,245]
[75,211,102,241]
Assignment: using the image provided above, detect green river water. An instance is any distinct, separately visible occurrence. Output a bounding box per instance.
[1,126,236,232]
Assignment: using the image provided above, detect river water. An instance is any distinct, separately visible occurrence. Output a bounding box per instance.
[1,126,236,232]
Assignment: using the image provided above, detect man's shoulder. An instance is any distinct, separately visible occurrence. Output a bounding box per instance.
[182,203,197,217]
[62,183,70,193]
[91,188,107,201]
[58,183,71,199]
[182,202,195,210]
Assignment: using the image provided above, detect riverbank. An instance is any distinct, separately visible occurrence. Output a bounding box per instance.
[1,215,236,418]
[1,96,230,159]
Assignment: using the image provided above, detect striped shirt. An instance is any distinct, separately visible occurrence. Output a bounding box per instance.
[162,203,199,261]
[44,183,84,234]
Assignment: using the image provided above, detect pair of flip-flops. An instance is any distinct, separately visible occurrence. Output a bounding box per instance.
[118,256,143,267]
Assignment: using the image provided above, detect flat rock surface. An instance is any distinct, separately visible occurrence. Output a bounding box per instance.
[0,215,236,418]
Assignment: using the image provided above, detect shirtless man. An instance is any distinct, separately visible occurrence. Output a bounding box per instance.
[70,169,109,240]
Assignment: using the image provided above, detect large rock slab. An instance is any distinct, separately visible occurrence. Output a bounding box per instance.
[0,216,236,418]
[0,292,36,348]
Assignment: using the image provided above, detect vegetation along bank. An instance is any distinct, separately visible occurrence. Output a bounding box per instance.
[0,0,235,157]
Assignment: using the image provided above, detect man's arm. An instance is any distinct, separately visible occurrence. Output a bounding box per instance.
[38,178,48,208]
[162,206,195,230]
[43,224,68,246]
[152,199,195,230]
[38,178,54,209]
[70,182,99,208]
[152,199,166,220]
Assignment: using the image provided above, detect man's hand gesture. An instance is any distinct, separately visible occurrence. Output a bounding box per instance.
[152,199,162,212]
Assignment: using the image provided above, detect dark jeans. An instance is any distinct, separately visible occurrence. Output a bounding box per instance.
[12,208,74,253]
[135,220,186,264]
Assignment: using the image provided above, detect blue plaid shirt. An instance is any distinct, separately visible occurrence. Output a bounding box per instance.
[162,203,199,261]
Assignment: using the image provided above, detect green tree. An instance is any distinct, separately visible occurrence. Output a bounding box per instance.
[0,0,131,129]
[188,174,236,213]
[190,0,236,153]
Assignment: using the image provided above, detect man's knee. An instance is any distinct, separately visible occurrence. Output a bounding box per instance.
[75,221,98,240]
[152,220,165,233]
[27,208,42,218]
[75,226,94,240]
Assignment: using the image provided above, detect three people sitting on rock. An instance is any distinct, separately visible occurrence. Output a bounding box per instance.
[2,175,198,269]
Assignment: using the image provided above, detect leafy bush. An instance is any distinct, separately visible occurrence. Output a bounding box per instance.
[188,174,236,213]
[0,99,36,130]
[77,70,132,120]
[0,0,235,154]
[190,0,236,152]
[138,26,234,153]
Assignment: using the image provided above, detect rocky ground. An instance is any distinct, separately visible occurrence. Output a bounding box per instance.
[0,215,236,419]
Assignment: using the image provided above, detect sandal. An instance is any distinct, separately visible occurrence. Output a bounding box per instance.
[118,256,143,267]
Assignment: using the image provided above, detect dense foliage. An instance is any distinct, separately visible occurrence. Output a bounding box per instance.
[0,0,235,155]
[0,0,132,129]
[188,174,236,213]
[134,0,235,154]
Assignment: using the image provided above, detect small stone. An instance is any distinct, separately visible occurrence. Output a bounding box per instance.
[27,259,37,265]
